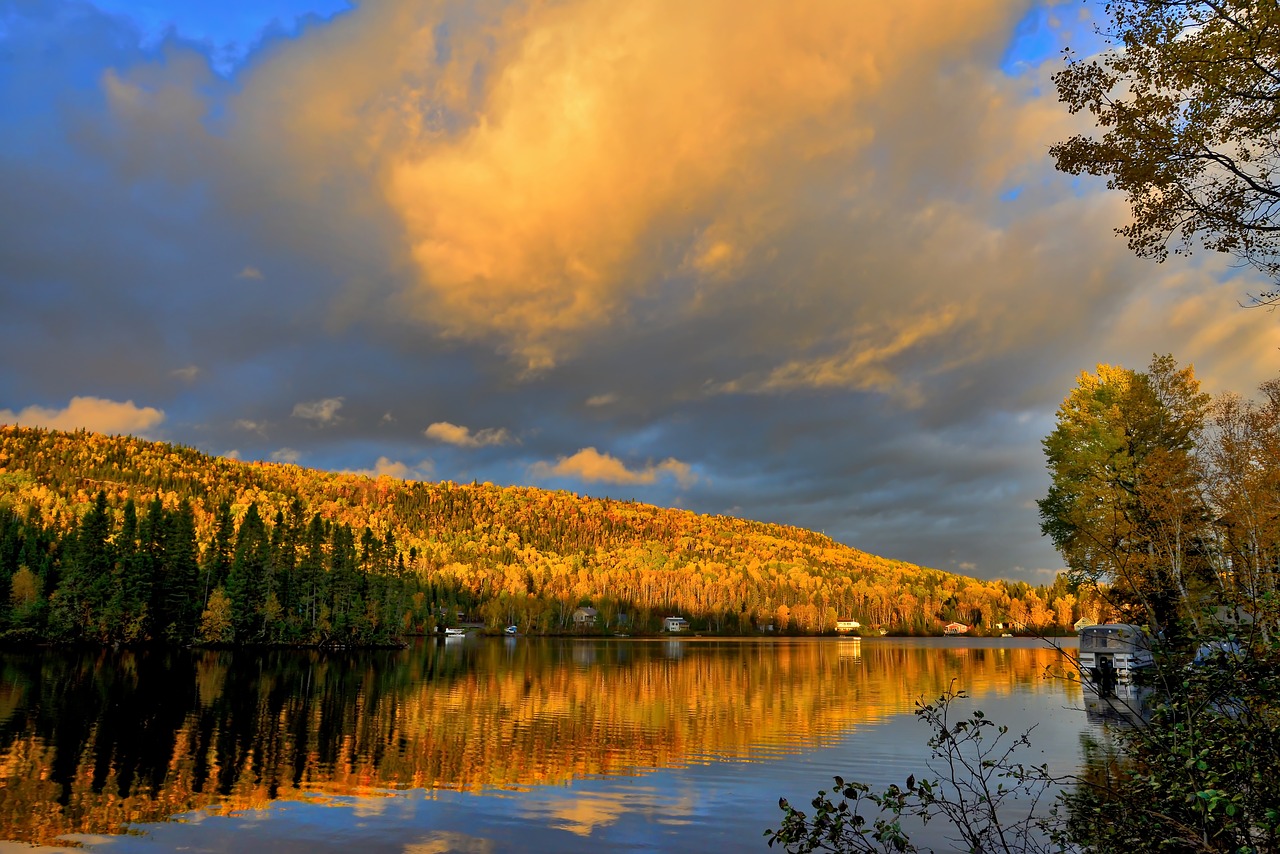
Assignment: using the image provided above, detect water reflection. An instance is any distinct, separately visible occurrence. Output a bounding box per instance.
[1083,682,1155,728]
[0,638,1077,847]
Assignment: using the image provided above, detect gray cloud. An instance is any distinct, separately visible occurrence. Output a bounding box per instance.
[292,397,344,424]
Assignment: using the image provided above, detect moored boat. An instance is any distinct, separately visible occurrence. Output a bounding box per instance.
[1077,623,1153,687]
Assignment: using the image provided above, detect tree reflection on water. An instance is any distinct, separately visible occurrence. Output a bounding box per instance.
[0,638,1077,847]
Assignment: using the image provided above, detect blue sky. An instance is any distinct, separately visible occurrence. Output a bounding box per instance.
[3,0,1277,583]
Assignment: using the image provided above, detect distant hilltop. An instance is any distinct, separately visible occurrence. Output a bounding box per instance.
[0,424,1080,643]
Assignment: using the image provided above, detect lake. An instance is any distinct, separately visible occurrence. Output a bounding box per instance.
[0,636,1089,852]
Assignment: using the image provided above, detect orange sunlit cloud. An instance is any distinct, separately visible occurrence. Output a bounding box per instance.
[530,447,696,487]
[340,456,436,481]
[0,397,165,437]
[424,421,515,448]
[206,0,1029,371]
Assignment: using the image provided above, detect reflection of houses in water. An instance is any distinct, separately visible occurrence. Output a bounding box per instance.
[572,642,597,667]
[837,637,862,660]
[663,640,685,660]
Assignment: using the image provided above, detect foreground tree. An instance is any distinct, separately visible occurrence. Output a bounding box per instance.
[1052,1,1280,299]
[1038,355,1212,632]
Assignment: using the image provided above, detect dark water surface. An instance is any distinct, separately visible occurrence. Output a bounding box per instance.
[0,637,1086,852]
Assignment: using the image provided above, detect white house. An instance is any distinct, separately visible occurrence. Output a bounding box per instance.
[572,606,599,628]
[836,619,861,633]
[663,616,689,633]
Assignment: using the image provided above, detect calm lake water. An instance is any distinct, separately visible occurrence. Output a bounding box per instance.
[0,637,1089,852]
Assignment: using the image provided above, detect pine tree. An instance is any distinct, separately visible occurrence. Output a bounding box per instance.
[226,504,269,642]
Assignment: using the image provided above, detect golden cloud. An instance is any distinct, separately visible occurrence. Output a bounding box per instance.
[529,447,696,487]
[424,421,515,447]
[715,305,972,405]
[0,396,164,436]
[108,0,1239,402]
[213,0,1025,371]
[339,456,435,481]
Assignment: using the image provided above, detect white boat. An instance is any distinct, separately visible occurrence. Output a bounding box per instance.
[444,627,468,638]
[1077,623,1153,683]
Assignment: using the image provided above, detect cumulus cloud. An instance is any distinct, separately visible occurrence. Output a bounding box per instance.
[424,421,514,448]
[128,0,1035,373]
[529,447,697,488]
[82,0,1231,396]
[0,396,165,436]
[270,447,301,464]
[340,456,435,481]
[292,397,344,424]
[380,1,1028,369]
[585,393,618,408]
[170,365,200,382]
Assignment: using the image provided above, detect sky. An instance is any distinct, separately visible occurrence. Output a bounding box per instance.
[3,0,1279,585]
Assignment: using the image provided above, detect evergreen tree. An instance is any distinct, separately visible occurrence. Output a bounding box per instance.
[72,491,114,640]
[162,500,200,642]
[202,501,233,605]
[226,504,269,642]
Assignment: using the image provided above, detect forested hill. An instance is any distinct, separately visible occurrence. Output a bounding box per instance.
[0,425,1077,645]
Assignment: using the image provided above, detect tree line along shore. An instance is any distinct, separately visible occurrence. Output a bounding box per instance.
[0,425,1083,647]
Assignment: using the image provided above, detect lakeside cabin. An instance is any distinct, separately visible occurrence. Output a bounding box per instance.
[836,619,861,633]
[943,622,969,636]
[572,606,599,628]
[664,616,690,633]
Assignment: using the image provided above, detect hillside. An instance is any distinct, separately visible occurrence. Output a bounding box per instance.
[0,425,1076,644]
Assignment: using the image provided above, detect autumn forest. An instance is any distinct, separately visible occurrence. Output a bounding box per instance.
[0,426,1083,646]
